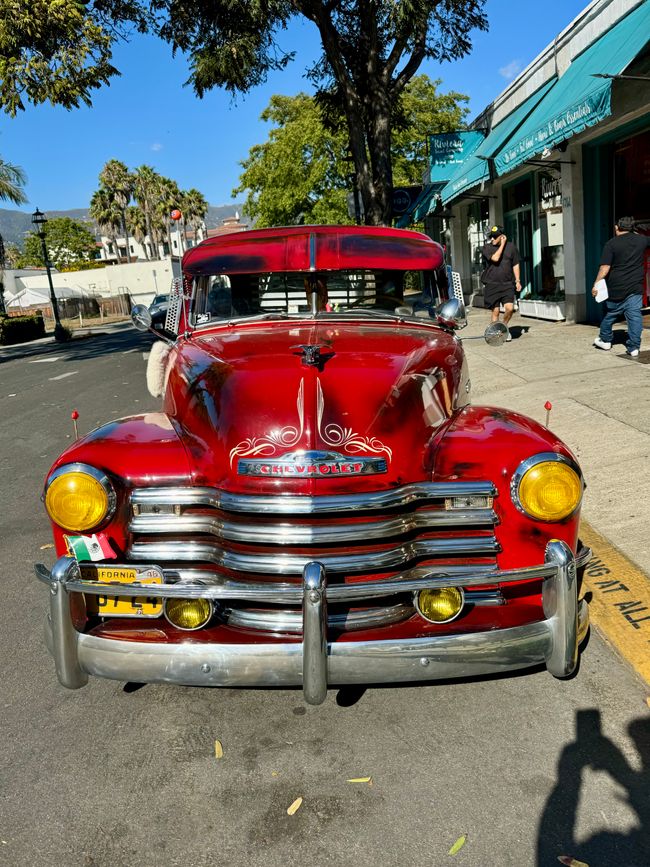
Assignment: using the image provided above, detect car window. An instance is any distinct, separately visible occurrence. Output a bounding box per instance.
[151,295,169,305]
[191,270,433,324]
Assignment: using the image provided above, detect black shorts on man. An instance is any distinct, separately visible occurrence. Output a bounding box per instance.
[484,283,515,309]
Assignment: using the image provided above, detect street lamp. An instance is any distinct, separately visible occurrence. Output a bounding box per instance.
[32,208,67,342]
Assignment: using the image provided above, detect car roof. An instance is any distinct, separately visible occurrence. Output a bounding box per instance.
[182,225,444,276]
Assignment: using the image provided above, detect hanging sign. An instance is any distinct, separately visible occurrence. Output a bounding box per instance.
[428,131,485,183]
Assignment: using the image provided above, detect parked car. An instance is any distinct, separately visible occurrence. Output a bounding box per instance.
[148,293,169,330]
[36,226,590,704]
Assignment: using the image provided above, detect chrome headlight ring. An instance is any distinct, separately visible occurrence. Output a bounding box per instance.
[510,452,583,520]
[44,462,117,526]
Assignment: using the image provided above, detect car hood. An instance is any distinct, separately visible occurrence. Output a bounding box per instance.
[163,319,468,493]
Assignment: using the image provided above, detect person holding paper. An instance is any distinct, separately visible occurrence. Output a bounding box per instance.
[592,216,650,358]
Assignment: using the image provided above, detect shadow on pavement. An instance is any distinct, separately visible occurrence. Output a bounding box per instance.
[536,709,649,866]
[0,326,155,364]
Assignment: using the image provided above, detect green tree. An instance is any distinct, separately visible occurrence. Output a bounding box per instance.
[89,188,122,262]
[19,217,98,270]
[133,165,164,259]
[0,0,147,116]
[0,157,27,205]
[126,205,149,259]
[181,188,209,247]
[99,159,134,260]
[0,1,487,226]
[234,76,469,227]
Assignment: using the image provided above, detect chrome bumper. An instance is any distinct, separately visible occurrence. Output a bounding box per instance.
[35,541,589,704]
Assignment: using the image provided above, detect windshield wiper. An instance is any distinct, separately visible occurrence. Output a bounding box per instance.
[334,307,410,320]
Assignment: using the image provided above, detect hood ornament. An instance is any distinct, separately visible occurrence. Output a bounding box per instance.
[291,343,334,369]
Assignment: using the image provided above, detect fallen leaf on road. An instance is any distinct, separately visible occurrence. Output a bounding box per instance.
[646,696,650,709]
[40,543,54,550]
[287,797,303,815]
[448,835,466,856]
[558,858,589,866]
[271,771,279,777]
[214,740,223,759]
[347,777,372,783]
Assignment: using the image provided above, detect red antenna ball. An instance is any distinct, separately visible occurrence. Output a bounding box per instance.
[170,209,182,221]
[71,410,79,420]
[544,401,552,411]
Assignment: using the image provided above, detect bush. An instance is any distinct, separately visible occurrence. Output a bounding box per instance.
[0,313,46,345]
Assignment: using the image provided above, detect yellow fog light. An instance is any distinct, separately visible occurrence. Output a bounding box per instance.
[514,456,582,522]
[416,587,464,623]
[45,465,115,532]
[165,597,213,631]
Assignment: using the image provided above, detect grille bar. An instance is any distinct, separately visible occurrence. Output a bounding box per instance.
[128,536,499,574]
[129,508,498,544]
[130,481,496,515]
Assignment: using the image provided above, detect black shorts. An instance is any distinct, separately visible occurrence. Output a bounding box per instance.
[484,283,515,309]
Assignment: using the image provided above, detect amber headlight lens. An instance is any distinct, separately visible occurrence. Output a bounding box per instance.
[165,598,213,631]
[515,459,582,521]
[416,587,464,623]
[45,469,113,532]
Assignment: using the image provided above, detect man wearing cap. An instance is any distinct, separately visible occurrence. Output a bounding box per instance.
[592,216,650,358]
[481,226,522,340]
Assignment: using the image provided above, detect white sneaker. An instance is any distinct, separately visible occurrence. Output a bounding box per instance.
[626,348,640,358]
[506,329,512,342]
[593,337,611,350]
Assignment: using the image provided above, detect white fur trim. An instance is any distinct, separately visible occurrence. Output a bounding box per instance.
[146,340,171,398]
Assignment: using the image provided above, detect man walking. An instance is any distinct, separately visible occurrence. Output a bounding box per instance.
[592,216,650,358]
[481,225,522,341]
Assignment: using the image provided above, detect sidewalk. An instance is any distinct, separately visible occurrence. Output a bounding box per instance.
[0,319,133,362]
[462,308,650,575]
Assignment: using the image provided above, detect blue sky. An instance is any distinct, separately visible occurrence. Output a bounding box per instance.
[1,0,590,212]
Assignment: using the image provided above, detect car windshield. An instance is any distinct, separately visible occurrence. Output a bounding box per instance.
[151,295,169,306]
[191,269,436,325]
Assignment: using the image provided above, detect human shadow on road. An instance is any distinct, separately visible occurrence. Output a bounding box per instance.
[536,708,649,866]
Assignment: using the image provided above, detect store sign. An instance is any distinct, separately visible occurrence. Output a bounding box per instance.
[428,131,485,183]
[392,186,422,216]
[538,170,562,213]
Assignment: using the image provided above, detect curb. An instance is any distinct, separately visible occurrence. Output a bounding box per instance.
[580,520,650,686]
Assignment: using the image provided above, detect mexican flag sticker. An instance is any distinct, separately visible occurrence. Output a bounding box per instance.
[65,533,116,562]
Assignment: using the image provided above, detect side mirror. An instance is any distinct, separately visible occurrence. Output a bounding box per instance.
[131,304,152,331]
[484,322,508,346]
[436,298,467,330]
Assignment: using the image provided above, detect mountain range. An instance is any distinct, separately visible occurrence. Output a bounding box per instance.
[0,204,246,248]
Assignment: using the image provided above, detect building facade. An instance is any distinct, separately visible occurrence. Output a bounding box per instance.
[406,0,649,324]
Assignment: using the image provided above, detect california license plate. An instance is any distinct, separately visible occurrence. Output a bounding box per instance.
[81,565,164,618]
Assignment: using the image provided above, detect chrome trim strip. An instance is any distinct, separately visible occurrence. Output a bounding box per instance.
[130,482,497,515]
[127,536,499,574]
[42,599,590,690]
[302,562,327,704]
[44,462,117,527]
[224,601,414,634]
[38,549,590,605]
[129,508,498,543]
[510,452,584,521]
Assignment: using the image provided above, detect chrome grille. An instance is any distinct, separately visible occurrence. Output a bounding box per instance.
[128,482,500,632]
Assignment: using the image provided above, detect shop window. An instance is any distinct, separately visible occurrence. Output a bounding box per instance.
[537,168,565,301]
[503,178,532,211]
[467,199,490,293]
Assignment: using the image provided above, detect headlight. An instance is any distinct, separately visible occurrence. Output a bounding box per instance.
[415,587,464,623]
[512,454,582,522]
[165,598,213,630]
[44,463,116,532]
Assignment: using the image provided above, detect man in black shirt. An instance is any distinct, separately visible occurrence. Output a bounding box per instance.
[592,216,650,358]
[481,225,522,341]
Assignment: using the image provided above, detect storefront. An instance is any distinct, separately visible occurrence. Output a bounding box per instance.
[421,0,650,324]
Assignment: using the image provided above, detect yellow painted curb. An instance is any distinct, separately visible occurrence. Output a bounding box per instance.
[580,520,650,686]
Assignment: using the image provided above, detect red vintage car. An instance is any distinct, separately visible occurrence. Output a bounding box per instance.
[36,226,590,704]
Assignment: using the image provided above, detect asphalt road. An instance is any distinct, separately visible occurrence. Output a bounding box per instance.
[0,326,648,867]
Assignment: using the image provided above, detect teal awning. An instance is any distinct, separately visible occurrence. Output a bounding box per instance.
[440,79,556,204]
[395,183,444,228]
[496,3,650,175]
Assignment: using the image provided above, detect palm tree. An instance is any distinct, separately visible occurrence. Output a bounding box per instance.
[89,189,122,263]
[133,165,162,259]
[0,157,27,205]
[126,206,149,260]
[155,176,183,259]
[99,160,133,261]
[182,188,209,247]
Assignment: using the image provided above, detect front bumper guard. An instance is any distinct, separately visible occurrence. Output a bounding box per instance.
[35,540,589,704]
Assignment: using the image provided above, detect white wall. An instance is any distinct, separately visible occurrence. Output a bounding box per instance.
[8,259,177,307]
